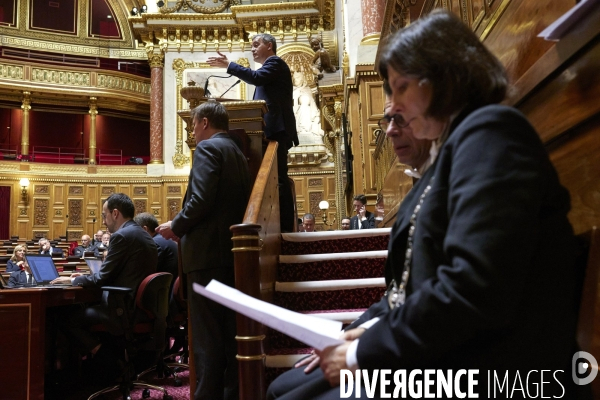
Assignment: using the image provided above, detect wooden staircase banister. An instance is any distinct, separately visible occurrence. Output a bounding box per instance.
[231,140,281,400]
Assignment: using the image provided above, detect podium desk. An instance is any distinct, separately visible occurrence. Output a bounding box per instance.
[0,287,101,399]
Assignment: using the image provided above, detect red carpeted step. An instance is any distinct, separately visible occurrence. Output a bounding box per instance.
[274,287,384,311]
[281,228,391,255]
[278,253,386,282]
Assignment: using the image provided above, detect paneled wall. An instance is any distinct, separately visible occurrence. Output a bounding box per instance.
[346,69,385,211]
[292,170,338,231]
[1,162,187,241]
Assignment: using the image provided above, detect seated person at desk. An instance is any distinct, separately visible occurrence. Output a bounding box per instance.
[51,193,158,361]
[73,234,97,257]
[7,259,35,287]
[94,232,111,258]
[93,229,104,246]
[134,212,178,281]
[6,244,27,273]
[38,238,63,257]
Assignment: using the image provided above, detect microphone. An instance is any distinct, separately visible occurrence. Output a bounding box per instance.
[219,79,241,98]
[203,74,233,98]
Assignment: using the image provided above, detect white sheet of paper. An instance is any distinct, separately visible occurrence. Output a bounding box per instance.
[193,280,344,350]
[538,0,600,41]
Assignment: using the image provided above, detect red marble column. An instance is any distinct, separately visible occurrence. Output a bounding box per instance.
[149,53,164,164]
[361,0,386,36]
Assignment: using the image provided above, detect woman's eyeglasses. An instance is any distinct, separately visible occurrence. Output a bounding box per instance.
[378,114,410,131]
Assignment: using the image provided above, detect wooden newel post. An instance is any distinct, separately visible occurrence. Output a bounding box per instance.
[231,223,266,400]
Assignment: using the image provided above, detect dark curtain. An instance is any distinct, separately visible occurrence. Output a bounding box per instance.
[0,186,10,240]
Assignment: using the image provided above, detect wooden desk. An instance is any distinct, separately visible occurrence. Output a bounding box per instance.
[0,287,101,399]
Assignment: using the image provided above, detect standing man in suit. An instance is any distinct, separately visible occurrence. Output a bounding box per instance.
[51,193,158,360]
[207,33,298,232]
[349,194,375,230]
[156,101,251,400]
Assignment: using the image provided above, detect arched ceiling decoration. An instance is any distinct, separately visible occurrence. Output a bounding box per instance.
[0,0,143,59]
[130,0,335,53]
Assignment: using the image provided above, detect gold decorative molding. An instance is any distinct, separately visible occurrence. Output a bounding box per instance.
[158,0,236,14]
[97,74,151,95]
[480,0,512,41]
[1,36,146,59]
[31,68,90,86]
[360,33,381,44]
[0,63,24,79]
[0,60,151,111]
[0,0,138,57]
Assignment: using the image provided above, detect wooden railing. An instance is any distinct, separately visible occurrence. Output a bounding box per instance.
[231,141,281,400]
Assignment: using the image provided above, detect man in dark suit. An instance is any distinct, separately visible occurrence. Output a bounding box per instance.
[349,194,375,230]
[157,101,251,400]
[73,234,97,257]
[52,193,158,358]
[134,212,178,290]
[38,238,63,257]
[207,33,298,232]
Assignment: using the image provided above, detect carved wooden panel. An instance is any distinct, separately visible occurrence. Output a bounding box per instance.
[32,231,46,239]
[68,199,82,226]
[151,185,162,204]
[168,199,180,221]
[366,82,384,119]
[69,186,83,195]
[34,185,49,194]
[167,186,182,194]
[68,231,82,241]
[53,184,65,204]
[33,198,48,226]
[308,178,323,187]
[133,186,147,195]
[87,186,99,205]
[101,187,115,195]
[308,191,323,216]
[134,199,147,215]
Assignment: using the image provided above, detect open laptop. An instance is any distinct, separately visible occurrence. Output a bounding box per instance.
[85,258,103,274]
[25,254,71,287]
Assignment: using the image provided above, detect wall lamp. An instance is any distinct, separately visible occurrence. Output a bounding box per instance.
[19,178,29,203]
[318,200,336,227]
[132,5,148,15]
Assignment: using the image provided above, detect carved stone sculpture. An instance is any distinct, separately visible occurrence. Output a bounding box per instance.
[310,36,337,80]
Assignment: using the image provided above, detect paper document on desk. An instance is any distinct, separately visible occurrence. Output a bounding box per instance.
[193,280,344,350]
